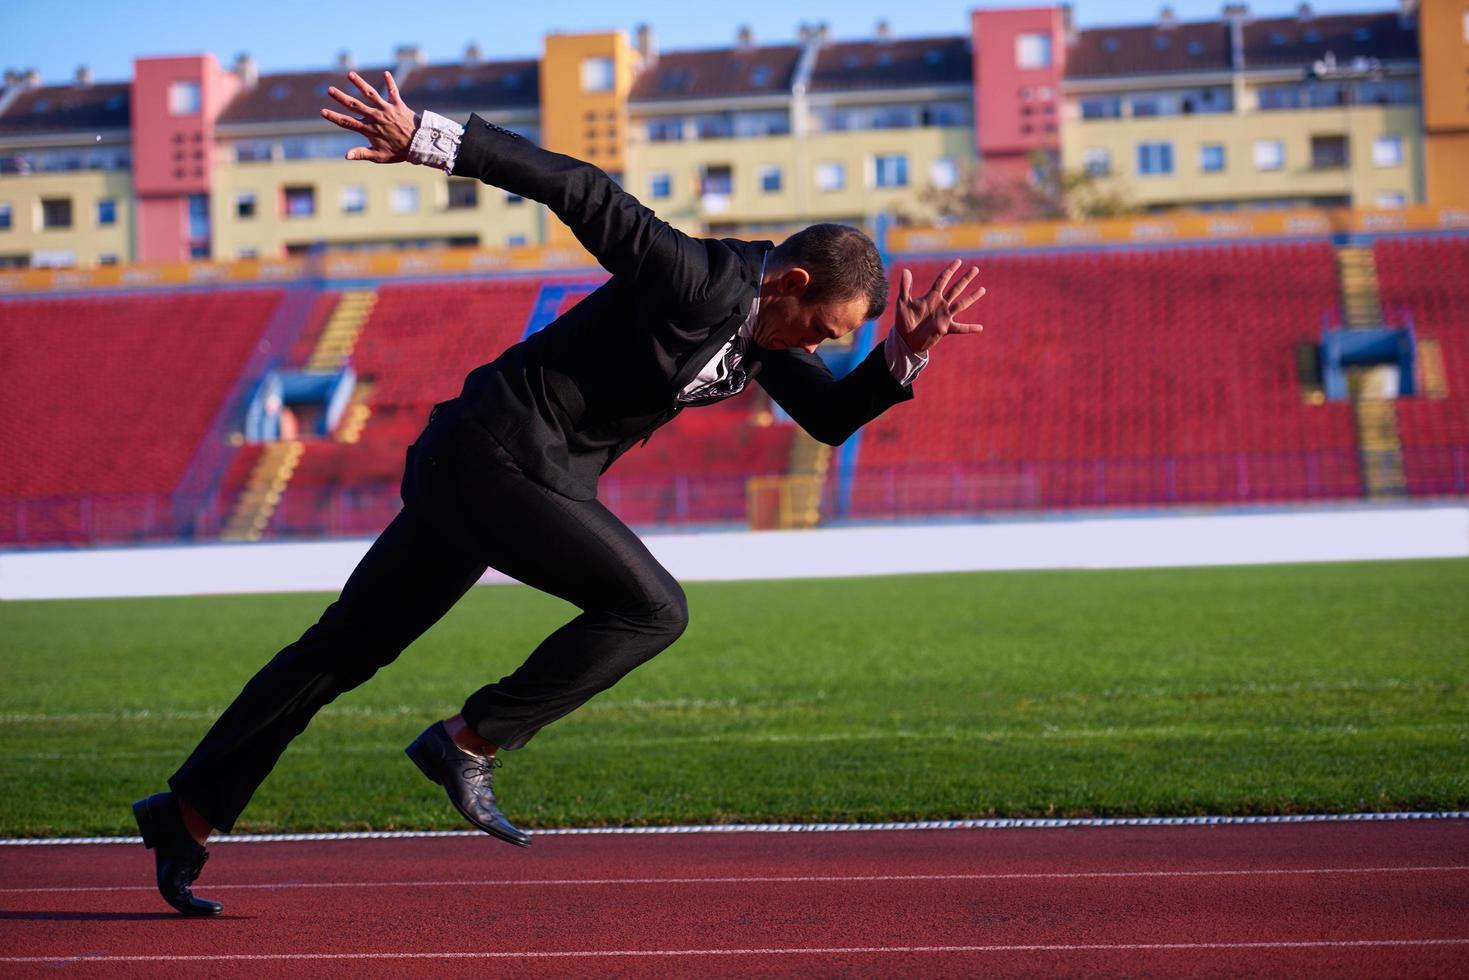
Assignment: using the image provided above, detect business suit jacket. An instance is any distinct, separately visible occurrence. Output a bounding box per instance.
[446,114,917,501]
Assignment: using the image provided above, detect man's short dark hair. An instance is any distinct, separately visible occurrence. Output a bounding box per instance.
[770,223,889,321]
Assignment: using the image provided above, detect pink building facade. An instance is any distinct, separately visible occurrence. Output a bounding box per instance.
[130,55,239,262]
[971,6,1067,186]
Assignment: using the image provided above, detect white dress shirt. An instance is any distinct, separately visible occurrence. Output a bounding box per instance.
[406,110,930,403]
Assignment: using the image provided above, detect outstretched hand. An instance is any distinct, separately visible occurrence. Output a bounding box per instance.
[319,70,417,163]
[894,259,987,355]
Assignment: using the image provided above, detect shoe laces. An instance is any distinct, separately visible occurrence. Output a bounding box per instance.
[460,754,503,783]
[179,849,208,888]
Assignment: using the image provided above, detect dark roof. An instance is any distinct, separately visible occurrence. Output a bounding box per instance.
[809,36,971,91]
[629,45,801,102]
[1241,12,1417,68]
[1066,22,1233,78]
[219,67,391,124]
[397,59,539,110]
[0,82,130,135]
[1066,10,1418,79]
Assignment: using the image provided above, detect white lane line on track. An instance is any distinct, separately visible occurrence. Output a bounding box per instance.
[3,940,1468,963]
[4,810,1466,847]
[4,866,1467,895]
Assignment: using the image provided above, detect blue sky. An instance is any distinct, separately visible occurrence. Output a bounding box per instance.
[2,0,1395,84]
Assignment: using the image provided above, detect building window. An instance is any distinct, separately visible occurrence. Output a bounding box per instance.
[693,113,734,140]
[41,197,73,229]
[699,164,733,196]
[1199,144,1226,173]
[236,192,256,219]
[97,198,117,226]
[187,194,209,240]
[581,57,614,93]
[1310,134,1348,169]
[168,81,202,115]
[1136,141,1174,176]
[1372,135,1403,167]
[1375,192,1406,208]
[1015,33,1053,69]
[815,161,845,192]
[446,180,478,210]
[507,234,528,247]
[283,185,315,217]
[649,171,672,198]
[340,185,367,214]
[646,117,683,142]
[504,192,524,206]
[759,164,782,193]
[235,140,274,163]
[1081,148,1111,176]
[929,157,959,190]
[390,184,419,213]
[98,253,119,266]
[238,246,259,259]
[189,242,210,260]
[1080,95,1122,119]
[1254,140,1284,171]
[871,154,908,188]
[0,202,10,230]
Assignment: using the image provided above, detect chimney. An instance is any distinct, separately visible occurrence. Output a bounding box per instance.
[816,22,831,42]
[798,23,814,42]
[463,42,482,66]
[394,45,425,79]
[75,65,93,87]
[1062,3,1078,45]
[875,20,892,42]
[233,53,258,89]
[736,25,754,51]
[1296,2,1313,20]
[338,49,356,71]
[1222,3,1249,19]
[23,69,41,88]
[1158,5,1178,28]
[635,23,657,66]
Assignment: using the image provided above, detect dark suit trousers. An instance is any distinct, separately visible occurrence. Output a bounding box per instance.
[168,399,689,832]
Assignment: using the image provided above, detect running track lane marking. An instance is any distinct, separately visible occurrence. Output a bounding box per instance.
[4,940,1469,963]
[4,865,1467,894]
[4,810,1466,846]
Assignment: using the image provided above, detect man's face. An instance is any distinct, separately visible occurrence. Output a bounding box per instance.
[752,266,869,353]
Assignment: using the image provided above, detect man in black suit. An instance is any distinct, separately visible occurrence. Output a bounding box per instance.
[132,70,986,915]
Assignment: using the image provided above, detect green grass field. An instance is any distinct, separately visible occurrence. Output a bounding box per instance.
[1,558,1465,838]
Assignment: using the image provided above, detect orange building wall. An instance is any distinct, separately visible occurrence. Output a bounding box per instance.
[1419,0,1469,205]
[538,32,640,247]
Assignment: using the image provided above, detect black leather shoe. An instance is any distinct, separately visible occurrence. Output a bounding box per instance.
[132,792,223,917]
[406,722,531,847]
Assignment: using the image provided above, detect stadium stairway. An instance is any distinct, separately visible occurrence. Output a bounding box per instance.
[1336,243,1407,499]
[1335,245,1384,329]
[220,290,380,539]
[220,439,304,541]
[1417,339,1448,400]
[306,290,377,371]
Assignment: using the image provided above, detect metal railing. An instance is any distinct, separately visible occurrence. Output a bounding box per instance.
[4,447,1466,550]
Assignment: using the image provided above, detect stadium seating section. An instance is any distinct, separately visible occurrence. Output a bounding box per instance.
[1373,235,1469,495]
[4,234,1466,548]
[266,278,791,536]
[0,288,283,545]
[851,241,1364,516]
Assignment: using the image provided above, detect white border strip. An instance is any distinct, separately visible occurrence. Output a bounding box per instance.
[4,940,1468,963]
[3,811,1465,847]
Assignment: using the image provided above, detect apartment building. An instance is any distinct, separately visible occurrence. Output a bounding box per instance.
[0,1,1459,268]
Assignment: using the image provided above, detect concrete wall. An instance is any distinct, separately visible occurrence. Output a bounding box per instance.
[3,505,1464,600]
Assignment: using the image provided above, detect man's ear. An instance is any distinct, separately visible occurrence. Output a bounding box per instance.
[778,266,811,297]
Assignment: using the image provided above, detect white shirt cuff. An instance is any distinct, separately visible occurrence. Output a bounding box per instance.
[407,110,464,173]
[883,326,929,387]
